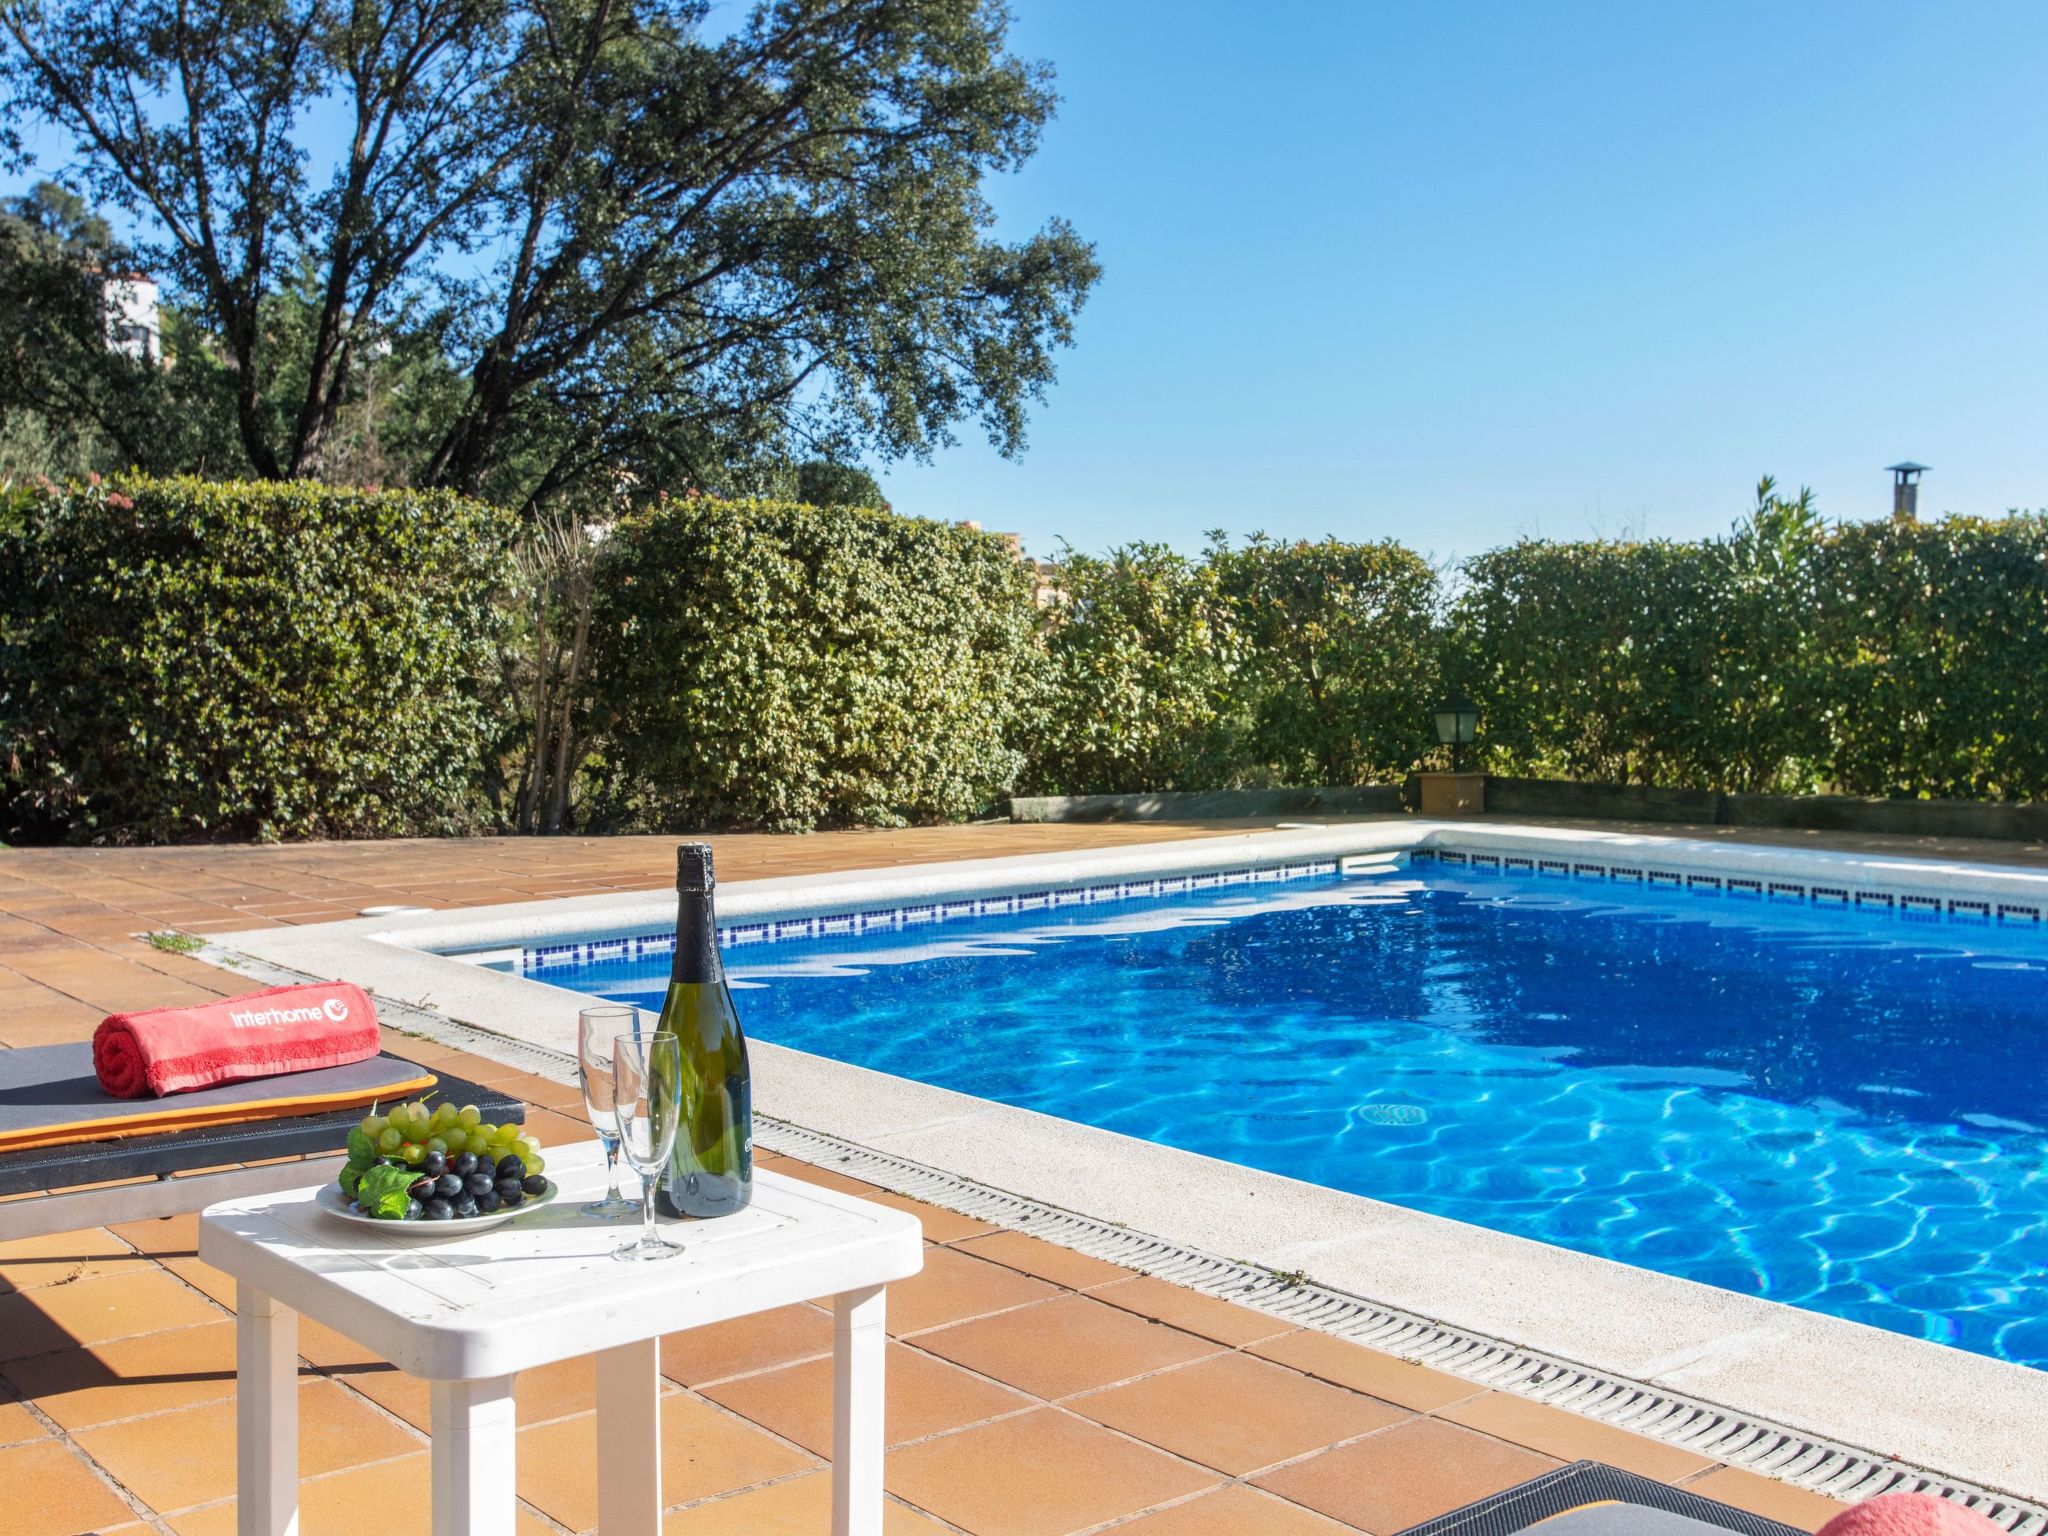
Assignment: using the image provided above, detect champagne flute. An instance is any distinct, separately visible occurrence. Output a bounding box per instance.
[612,1026,685,1261]
[577,1005,638,1218]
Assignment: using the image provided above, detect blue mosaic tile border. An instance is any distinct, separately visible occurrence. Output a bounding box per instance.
[1411,847,2045,927]
[518,857,1343,974]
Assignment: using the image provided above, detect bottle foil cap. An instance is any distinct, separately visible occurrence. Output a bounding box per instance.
[676,842,716,892]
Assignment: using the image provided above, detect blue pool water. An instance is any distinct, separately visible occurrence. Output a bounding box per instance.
[525,866,2048,1367]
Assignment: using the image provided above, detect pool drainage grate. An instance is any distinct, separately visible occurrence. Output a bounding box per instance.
[191,938,2048,1532]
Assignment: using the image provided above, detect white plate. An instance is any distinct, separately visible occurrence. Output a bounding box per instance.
[315,1178,557,1236]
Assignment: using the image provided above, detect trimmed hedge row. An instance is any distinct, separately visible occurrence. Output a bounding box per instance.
[0,476,513,842]
[1455,501,2048,801]
[588,498,1039,832]
[1021,535,1442,795]
[8,474,2048,843]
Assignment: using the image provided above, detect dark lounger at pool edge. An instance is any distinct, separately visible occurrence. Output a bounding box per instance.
[1395,1463,1805,1536]
[0,1041,434,1150]
[0,1052,524,1241]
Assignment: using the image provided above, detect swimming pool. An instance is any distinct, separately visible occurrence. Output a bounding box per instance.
[505,859,2048,1368]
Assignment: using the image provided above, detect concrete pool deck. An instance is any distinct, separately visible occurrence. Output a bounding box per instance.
[2,818,2041,1535]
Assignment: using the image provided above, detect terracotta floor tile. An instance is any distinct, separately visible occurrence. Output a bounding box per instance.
[377,1033,467,1065]
[863,1194,997,1245]
[157,1257,239,1313]
[74,1378,419,1514]
[913,1294,1220,1401]
[1101,1484,1358,1536]
[1070,1350,1409,1476]
[1254,1417,1559,1533]
[105,1213,200,1260]
[295,1315,385,1372]
[325,1362,426,1429]
[513,1353,609,1425]
[164,1451,437,1536]
[0,1017,110,1049]
[1090,1276,1296,1347]
[1438,1391,1714,1481]
[324,1347,616,1435]
[663,1472,953,1534]
[2,1320,239,1429]
[513,1107,594,1148]
[0,1438,138,1536]
[775,1165,912,1198]
[1681,1466,1848,1532]
[0,1396,49,1446]
[702,1340,1031,1455]
[658,1304,836,1387]
[0,1230,153,1293]
[780,1167,998,1242]
[519,1078,590,1115]
[887,1408,1217,1536]
[954,1229,1133,1290]
[887,1245,1061,1336]
[1249,1331,1483,1412]
[0,1269,225,1362]
[517,1396,815,1531]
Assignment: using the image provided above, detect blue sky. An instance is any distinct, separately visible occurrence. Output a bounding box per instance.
[871,1,2048,564]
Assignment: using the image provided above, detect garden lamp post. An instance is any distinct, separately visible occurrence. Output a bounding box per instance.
[1432,695,1481,774]
[1419,696,1484,816]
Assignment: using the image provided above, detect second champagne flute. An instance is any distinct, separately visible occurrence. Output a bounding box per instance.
[612,1024,685,1261]
[577,1005,638,1218]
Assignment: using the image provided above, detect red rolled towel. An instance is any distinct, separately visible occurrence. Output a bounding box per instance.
[93,982,380,1098]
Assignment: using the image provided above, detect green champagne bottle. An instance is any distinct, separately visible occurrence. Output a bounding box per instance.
[654,843,753,1218]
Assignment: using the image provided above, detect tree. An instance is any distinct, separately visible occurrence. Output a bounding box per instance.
[0,0,1099,509]
[0,181,241,479]
[793,460,886,509]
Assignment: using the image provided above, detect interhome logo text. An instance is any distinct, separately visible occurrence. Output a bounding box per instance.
[228,998,352,1028]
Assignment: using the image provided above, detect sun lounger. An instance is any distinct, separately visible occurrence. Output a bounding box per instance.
[1397,1462,1805,1536]
[0,1043,524,1241]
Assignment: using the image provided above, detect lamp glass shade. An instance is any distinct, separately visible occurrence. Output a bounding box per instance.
[1432,699,1479,746]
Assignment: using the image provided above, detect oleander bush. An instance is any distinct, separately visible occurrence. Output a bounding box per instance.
[588,497,1041,831]
[0,476,513,842]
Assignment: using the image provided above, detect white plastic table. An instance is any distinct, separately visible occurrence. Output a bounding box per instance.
[198,1140,923,1536]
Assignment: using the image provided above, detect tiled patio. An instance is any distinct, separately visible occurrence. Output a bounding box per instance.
[0,821,1909,1535]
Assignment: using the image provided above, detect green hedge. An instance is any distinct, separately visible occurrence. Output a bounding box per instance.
[11,473,2048,845]
[1212,535,1442,785]
[1810,516,2048,799]
[1021,543,1244,795]
[1453,492,2048,801]
[588,498,1040,831]
[1020,535,1441,795]
[0,476,513,842]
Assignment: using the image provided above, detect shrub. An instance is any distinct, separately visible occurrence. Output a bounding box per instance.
[589,498,1040,831]
[1451,484,2048,801]
[1454,537,1728,785]
[1211,534,1443,784]
[1019,543,1247,794]
[1452,480,1829,793]
[1810,515,2048,799]
[0,476,513,842]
